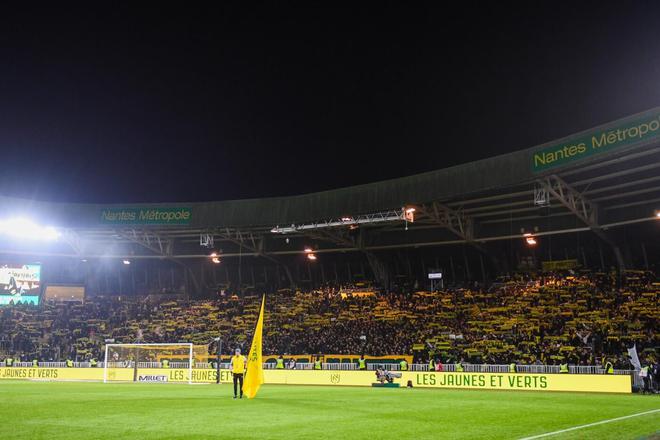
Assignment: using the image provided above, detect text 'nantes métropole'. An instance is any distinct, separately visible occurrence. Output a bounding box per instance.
[534,114,660,168]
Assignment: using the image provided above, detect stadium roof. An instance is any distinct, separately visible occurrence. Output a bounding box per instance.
[1,107,659,262]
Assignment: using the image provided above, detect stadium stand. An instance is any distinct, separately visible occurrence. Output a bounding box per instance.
[1,271,656,373]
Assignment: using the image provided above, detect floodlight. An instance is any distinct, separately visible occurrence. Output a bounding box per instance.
[0,218,61,241]
[525,234,537,246]
[307,253,317,261]
[404,207,416,223]
[122,259,131,265]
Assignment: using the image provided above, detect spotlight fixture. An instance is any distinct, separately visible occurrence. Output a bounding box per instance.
[404,206,415,223]
[200,233,214,248]
[523,233,537,246]
[122,259,131,265]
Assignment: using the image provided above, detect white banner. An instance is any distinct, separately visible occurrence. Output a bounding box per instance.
[627,344,641,371]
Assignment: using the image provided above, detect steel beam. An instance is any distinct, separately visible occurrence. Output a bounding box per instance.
[301,227,391,287]
[114,229,201,295]
[0,213,656,259]
[216,228,295,287]
[115,229,173,257]
[60,229,83,256]
[418,201,476,242]
[539,175,626,270]
[417,201,499,273]
[270,209,404,234]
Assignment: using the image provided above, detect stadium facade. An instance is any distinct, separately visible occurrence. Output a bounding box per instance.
[1,107,659,296]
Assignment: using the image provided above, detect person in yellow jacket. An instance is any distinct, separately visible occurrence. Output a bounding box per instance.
[230,348,247,399]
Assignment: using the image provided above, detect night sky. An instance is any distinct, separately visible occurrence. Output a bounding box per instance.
[1,3,659,204]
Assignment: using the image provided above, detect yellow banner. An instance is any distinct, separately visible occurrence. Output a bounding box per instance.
[0,368,631,393]
[265,370,372,386]
[541,259,579,271]
[402,371,630,393]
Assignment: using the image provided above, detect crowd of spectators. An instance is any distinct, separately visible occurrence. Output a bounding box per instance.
[0,270,657,369]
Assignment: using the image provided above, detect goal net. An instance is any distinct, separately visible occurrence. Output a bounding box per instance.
[103,343,198,384]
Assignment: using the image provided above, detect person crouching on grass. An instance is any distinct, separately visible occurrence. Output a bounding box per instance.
[230,348,247,399]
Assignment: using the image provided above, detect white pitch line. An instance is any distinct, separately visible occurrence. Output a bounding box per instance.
[518,408,660,440]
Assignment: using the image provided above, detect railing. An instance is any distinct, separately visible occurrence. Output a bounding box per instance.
[137,362,161,368]
[263,362,313,370]
[0,360,640,383]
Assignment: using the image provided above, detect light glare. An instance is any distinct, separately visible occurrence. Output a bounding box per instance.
[0,218,61,241]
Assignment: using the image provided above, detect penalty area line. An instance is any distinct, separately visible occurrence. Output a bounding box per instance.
[518,408,660,440]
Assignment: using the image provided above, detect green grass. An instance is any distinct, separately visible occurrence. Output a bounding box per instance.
[0,381,658,439]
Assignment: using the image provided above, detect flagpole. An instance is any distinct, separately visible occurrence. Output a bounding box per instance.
[214,336,222,385]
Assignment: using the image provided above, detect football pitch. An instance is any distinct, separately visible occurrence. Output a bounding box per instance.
[1,381,658,439]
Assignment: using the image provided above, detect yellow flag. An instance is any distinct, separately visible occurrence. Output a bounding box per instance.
[242,295,265,398]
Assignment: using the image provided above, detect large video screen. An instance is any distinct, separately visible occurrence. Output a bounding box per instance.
[0,264,41,305]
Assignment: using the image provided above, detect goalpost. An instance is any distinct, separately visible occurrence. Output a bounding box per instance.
[103,343,194,384]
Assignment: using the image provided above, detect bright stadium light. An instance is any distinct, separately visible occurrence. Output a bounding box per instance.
[122,259,131,265]
[0,217,61,241]
[304,247,313,253]
[524,233,537,246]
[655,210,660,218]
[307,253,317,261]
[404,206,415,223]
[210,252,221,264]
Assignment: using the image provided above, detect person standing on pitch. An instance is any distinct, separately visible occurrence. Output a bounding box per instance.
[230,348,246,399]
